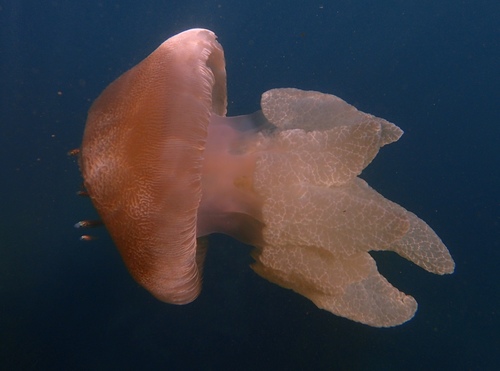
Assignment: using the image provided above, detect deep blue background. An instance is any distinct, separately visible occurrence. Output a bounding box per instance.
[1,1,498,370]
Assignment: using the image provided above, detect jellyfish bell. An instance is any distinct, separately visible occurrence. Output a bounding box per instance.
[79,28,454,327]
[80,29,227,304]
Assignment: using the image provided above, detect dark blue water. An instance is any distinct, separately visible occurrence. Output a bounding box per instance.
[1,1,498,370]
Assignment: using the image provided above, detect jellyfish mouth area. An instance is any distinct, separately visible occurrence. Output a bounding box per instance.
[196,112,267,243]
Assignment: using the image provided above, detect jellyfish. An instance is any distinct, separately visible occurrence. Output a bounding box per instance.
[78,29,454,327]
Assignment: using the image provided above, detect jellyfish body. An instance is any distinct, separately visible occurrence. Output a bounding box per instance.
[80,29,454,327]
